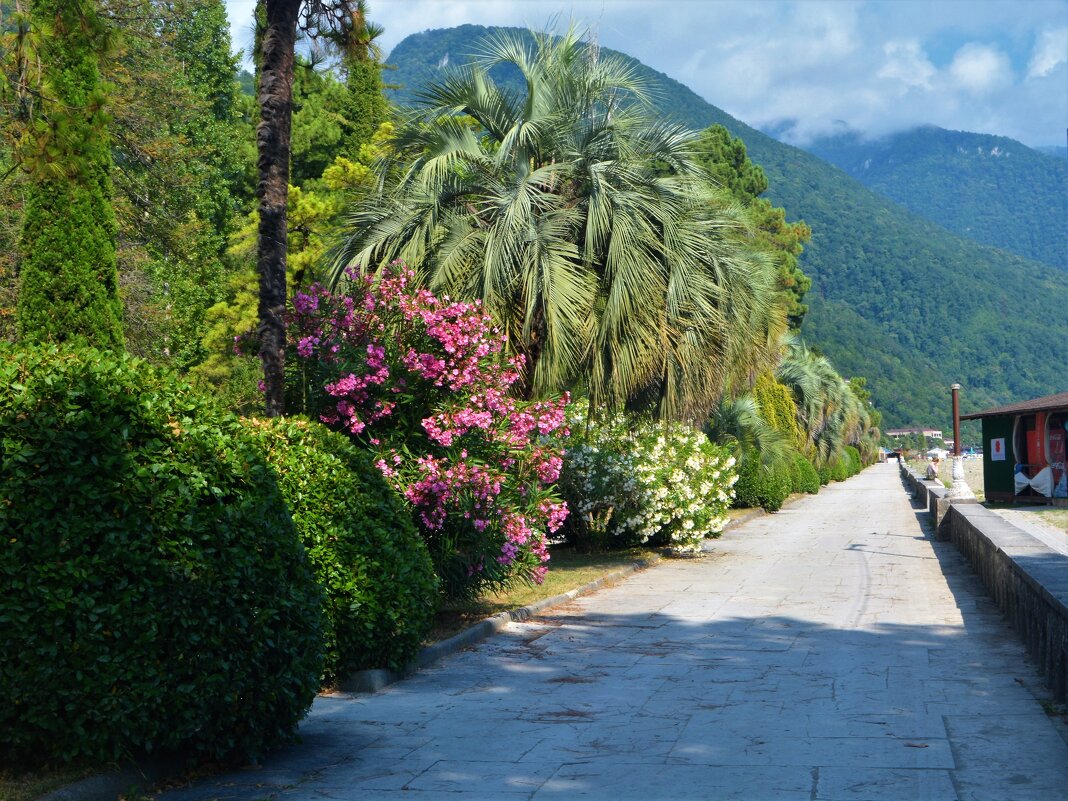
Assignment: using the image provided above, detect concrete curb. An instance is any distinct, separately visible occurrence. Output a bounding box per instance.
[722,507,767,531]
[721,489,814,533]
[338,553,662,693]
[38,554,661,801]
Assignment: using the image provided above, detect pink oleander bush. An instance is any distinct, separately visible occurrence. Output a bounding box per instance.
[286,265,569,600]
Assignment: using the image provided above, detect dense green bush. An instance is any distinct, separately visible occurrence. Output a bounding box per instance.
[733,451,792,512]
[753,372,804,450]
[792,453,821,494]
[831,455,850,482]
[242,417,438,681]
[827,447,863,482]
[844,446,862,476]
[817,463,834,485]
[0,346,323,765]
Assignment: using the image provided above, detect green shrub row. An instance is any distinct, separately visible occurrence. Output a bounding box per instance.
[791,453,821,494]
[733,452,792,512]
[733,445,857,514]
[0,346,437,767]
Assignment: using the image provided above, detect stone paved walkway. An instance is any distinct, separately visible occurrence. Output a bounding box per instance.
[160,463,1068,801]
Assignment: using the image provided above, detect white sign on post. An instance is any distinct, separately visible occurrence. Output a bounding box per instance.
[991,437,1006,461]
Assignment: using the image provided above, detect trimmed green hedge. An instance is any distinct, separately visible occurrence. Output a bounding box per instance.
[733,452,792,512]
[792,453,821,494]
[0,346,323,765]
[845,446,862,476]
[831,454,851,481]
[243,417,438,681]
[825,446,863,483]
[817,463,834,485]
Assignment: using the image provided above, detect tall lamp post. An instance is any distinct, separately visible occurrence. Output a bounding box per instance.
[947,383,975,500]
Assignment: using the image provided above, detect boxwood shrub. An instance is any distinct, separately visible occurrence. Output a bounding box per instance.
[828,447,863,482]
[844,446,862,476]
[733,452,792,512]
[817,463,834,485]
[831,454,851,481]
[792,453,821,494]
[242,417,438,681]
[0,346,323,765]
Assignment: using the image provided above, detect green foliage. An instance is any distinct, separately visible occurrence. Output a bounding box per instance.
[4,0,249,367]
[752,371,803,450]
[844,445,862,475]
[107,0,245,368]
[0,345,322,765]
[825,446,862,483]
[339,55,388,157]
[193,121,392,392]
[15,0,122,349]
[733,451,792,512]
[830,455,850,482]
[792,452,820,494]
[777,341,878,469]
[341,26,783,421]
[693,125,812,327]
[242,416,438,681]
[386,25,1068,430]
[807,126,1067,271]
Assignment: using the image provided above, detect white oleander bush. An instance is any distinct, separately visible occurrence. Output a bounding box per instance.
[559,401,737,553]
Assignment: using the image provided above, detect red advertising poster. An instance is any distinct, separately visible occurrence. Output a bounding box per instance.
[1051,427,1066,498]
[991,437,1006,461]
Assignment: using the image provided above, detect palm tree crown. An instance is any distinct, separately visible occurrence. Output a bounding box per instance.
[331,26,783,422]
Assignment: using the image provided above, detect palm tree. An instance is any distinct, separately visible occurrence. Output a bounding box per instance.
[776,341,871,467]
[706,393,792,469]
[330,26,782,423]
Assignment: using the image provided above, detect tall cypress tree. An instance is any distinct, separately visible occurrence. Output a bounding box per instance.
[16,0,123,349]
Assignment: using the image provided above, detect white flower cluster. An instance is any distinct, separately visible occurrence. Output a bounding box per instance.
[558,402,738,552]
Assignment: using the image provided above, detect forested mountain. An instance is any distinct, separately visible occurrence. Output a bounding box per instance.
[385,25,1068,430]
[804,126,1067,270]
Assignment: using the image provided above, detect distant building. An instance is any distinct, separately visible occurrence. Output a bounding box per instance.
[885,427,944,440]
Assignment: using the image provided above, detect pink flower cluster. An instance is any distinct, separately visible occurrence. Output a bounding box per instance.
[287,264,570,596]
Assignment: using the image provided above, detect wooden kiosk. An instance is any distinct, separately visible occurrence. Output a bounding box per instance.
[961,391,1068,504]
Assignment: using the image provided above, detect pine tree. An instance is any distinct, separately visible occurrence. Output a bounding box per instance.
[254,0,373,416]
[16,0,123,348]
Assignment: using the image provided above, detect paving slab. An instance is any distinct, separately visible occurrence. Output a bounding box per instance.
[155,463,1068,800]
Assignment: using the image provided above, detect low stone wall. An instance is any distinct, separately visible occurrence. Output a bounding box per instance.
[900,462,1068,702]
[899,462,948,522]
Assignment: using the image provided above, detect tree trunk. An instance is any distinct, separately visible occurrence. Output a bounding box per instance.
[256,0,300,417]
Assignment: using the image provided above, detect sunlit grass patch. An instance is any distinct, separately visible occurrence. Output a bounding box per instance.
[428,546,654,642]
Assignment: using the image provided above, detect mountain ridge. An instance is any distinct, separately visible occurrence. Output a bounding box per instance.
[803,126,1067,270]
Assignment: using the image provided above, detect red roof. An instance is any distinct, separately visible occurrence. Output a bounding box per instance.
[960,391,1068,420]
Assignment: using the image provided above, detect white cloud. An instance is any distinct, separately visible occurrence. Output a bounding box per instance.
[1027,25,1068,78]
[948,43,1013,94]
[221,0,1068,148]
[878,40,935,90]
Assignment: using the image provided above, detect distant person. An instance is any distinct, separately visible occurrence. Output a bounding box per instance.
[926,457,939,480]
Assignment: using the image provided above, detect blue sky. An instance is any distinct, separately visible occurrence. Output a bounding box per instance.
[223,0,1068,148]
